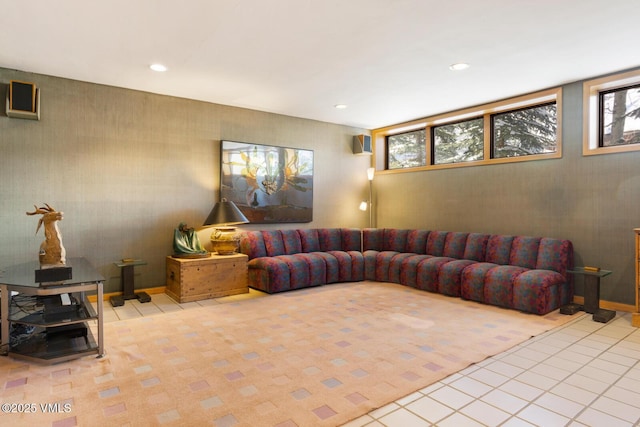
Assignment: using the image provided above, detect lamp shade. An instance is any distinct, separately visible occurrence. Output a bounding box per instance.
[203,199,249,226]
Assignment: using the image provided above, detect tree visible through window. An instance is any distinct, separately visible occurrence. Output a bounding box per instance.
[387,129,426,169]
[433,118,484,164]
[492,103,557,158]
[600,84,640,146]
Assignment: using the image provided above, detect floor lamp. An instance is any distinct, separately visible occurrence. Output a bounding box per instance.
[359,167,375,228]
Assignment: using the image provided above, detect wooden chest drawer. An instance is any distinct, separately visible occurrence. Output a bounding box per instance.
[165,254,248,303]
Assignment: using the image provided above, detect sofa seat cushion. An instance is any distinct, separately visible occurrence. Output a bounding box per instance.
[513,269,567,315]
[388,253,417,283]
[270,255,311,291]
[398,254,431,287]
[327,250,365,282]
[461,262,498,302]
[483,265,529,309]
[293,253,327,287]
[438,259,477,297]
[363,250,380,280]
[374,251,402,282]
[247,257,292,293]
[310,252,340,283]
[415,257,456,293]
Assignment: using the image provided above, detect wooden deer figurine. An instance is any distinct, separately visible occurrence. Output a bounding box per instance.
[26,203,67,267]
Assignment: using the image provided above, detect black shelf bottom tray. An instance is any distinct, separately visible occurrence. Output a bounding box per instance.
[9,323,98,361]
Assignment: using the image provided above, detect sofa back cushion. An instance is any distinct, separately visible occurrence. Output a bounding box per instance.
[509,236,541,269]
[463,233,489,261]
[426,231,448,256]
[318,228,342,251]
[407,230,429,254]
[281,229,302,254]
[298,229,321,252]
[485,235,514,264]
[341,228,362,251]
[536,238,573,275]
[240,231,267,259]
[384,229,409,252]
[443,232,469,258]
[363,228,384,251]
[262,230,286,256]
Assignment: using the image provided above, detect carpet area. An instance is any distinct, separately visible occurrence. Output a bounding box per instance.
[1,281,576,427]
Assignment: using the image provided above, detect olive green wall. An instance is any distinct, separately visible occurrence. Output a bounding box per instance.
[3,67,639,307]
[0,68,371,293]
[373,77,640,307]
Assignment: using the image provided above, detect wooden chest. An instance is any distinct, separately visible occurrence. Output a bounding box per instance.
[165,253,248,303]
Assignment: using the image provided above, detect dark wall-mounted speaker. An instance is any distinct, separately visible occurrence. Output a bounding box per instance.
[10,80,36,112]
[6,80,40,120]
[353,134,372,155]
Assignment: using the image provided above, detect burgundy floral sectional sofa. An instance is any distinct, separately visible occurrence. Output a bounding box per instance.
[239,228,574,315]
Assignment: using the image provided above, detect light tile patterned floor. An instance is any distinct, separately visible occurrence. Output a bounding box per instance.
[95,294,640,427]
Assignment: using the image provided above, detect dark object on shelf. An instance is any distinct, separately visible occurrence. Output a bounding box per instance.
[35,266,72,283]
[46,324,88,339]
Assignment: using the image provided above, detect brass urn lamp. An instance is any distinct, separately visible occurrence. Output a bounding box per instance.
[203,199,249,255]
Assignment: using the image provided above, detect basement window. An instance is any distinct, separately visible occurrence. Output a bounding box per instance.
[386,129,427,170]
[375,87,561,172]
[432,117,484,164]
[492,103,557,158]
[584,68,640,156]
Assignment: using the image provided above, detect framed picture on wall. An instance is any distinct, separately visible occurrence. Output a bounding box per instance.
[220,140,314,223]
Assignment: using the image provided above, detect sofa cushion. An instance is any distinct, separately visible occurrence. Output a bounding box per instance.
[275,254,311,290]
[341,228,362,252]
[363,250,378,280]
[399,254,432,288]
[388,253,416,283]
[363,228,384,251]
[318,228,342,251]
[293,253,326,286]
[262,230,286,256]
[485,235,514,265]
[415,257,455,292]
[461,262,497,302]
[536,238,573,276]
[463,233,489,261]
[383,228,409,252]
[248,257,291,293]
[347,251,365,282]
[443,232,469,259]
[438,259,477,297]
[323,251,350,282]
[375,251,401,282]
[406,229,429,254]
[298,228,321,252]
[241,231,267,259]
[282,229,303,254]
[509,236,541,269]
[426,231,448,256]
[483,265,528,309]
[513,269,566,314]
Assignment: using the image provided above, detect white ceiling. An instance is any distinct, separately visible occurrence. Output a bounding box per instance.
[2,0,639,129]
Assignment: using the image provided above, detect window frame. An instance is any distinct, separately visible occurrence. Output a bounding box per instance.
[372,87,562,174]
[583,68,640,156]
[431,116,484,165]
[490,101,558,159]
[385,128,427,170]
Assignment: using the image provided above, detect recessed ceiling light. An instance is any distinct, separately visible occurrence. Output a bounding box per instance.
[334,104,348,109]
[449,63,470,71]
[150,63,168,72]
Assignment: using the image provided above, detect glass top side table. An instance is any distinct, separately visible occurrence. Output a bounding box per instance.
[563,267,615,323]
[110,259,151,307]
